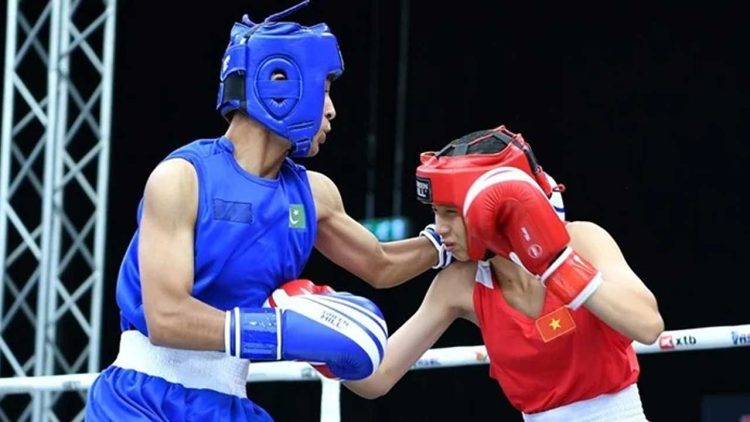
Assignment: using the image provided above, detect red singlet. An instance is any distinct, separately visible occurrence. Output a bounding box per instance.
[472,261,639,413]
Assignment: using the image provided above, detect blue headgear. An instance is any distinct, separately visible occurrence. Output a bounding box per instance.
[216,1,344,157]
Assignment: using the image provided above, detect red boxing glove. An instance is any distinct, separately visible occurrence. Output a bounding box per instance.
[464,167,602,309]
[264,279,335,308]
[265,279,337,378]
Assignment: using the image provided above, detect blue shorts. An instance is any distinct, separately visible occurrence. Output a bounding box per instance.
[85,366,274,421]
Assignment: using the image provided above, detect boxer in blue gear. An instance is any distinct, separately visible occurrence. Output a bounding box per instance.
[85,2,450,420]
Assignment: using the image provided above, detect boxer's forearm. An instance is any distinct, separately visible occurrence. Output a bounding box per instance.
[345,302,454,398]
[145,296,226,351]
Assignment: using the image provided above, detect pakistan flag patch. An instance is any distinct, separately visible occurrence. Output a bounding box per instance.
[289,204,306,229]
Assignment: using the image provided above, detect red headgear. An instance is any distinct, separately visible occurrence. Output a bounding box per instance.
[416,125,563,260]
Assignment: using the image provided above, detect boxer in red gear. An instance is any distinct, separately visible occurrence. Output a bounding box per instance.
[345,125,664,421]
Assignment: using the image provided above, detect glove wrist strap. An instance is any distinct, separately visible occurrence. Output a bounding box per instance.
[225,307,280,360]
[541,247,603,309]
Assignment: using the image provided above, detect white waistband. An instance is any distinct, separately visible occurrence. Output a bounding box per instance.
[112,330,250,398]
[523,384,647,422]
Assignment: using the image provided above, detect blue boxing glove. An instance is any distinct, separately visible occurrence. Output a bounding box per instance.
[264,279,380,379]
[225,292,388,381]
[420,223,455,269]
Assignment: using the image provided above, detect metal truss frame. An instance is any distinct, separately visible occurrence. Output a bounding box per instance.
[0,0,117,420]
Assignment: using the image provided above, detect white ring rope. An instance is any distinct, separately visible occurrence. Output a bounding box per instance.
[0,324,747,422]
[0,324,747,395]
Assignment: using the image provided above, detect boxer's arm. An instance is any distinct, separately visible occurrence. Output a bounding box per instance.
[344,263,476,398]
[567,221,664,344]
[309,171,438,288]
[139,158,225,350]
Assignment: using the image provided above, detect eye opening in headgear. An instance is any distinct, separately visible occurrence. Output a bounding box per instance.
[270,71,288,104]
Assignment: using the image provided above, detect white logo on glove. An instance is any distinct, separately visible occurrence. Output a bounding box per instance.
[222,55,230,74]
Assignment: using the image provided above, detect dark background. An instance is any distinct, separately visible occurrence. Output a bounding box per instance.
[4,1,750,421]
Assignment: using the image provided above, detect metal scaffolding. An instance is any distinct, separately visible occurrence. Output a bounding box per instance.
[0,0,117,420]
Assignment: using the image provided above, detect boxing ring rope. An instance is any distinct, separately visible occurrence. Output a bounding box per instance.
[0,324,748,421]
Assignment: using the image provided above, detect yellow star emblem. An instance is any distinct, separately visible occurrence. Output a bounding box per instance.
[549,318,562,330]
[536,307,576,342]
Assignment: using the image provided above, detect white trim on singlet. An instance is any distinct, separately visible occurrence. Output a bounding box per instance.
[474,260,495,289]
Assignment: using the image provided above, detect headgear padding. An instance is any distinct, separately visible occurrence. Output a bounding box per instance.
[216,7,344,158]
[416,125,565,258]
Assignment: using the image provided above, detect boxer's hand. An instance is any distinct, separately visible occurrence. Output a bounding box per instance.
[464,167,601,308]
[227,289,388,380]
[264,280,388,380]
[420,224,455,269]
[278,292,387,380]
